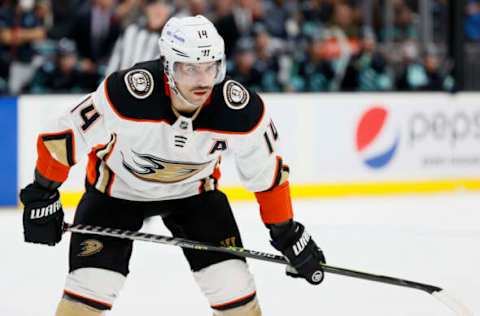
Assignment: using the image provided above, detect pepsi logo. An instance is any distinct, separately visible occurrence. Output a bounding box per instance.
[356,107,399,169]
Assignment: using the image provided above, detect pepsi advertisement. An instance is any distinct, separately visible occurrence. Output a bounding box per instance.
[16,93,480,201]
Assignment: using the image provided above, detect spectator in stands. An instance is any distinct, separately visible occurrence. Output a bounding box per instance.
[395,40,424,90]
[310,2,363,91]
[465,0,480,41]
[175,0,210,19]
[212,0,234,19]
[301,0,335,26]
[421,51,453,91]
[27,38,101,93]
[262,0,295,39]
[253,24,285,91]
[0,0,47,94]
[290,35,336,92]
[328,1,361,39]
[0,0,457,94]
[68,0,121,77]
[48,0,81,39]
[396,44,452,91]
[214,0,262,58]
[391,1,418,42]
[228,37,263,91]
[115,0,143,28]
[341,31,392,91]
[106,0,172,74]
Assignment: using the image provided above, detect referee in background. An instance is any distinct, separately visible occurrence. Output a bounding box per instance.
[106,0,172,75]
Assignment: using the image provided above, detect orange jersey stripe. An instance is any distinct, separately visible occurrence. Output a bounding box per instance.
[86,144,104,185]
[255,181,294,224]
[35,130,74,183]
[212,166,221,181]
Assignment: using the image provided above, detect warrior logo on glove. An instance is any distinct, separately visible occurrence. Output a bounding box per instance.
[293,230,311,256]
[30,200,62,219]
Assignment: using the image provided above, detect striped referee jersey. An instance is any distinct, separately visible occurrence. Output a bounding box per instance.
[106,23,161,75]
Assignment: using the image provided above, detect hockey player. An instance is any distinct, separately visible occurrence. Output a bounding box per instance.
[20,15,326,316]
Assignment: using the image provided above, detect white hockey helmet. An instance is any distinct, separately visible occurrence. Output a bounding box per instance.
[159,15,226,89]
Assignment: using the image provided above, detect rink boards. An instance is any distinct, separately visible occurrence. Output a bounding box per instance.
[2,92,480,206]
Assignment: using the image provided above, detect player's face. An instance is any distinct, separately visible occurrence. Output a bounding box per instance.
[173,61,218,107]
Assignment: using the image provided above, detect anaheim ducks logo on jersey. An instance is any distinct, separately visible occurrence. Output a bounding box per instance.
[223,80,250,110]
[122,151,212,183]
[124,69,154,99]
[78,239,103,257]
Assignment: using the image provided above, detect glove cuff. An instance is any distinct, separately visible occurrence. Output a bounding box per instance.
[269,220,303,251]
[20,182,59,204]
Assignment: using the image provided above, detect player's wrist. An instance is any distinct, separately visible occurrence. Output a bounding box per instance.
[20,181,60,204]
[268,220,307,250]
[267,219,293,235]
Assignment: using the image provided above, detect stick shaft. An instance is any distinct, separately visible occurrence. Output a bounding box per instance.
[65,223,439,293]
[65,223,473,315]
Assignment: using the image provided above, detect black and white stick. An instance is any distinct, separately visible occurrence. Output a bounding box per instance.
[64,223,472,316]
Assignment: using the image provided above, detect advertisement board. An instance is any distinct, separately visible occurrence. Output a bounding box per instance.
[0,97,17,206]
[13,92,480,207]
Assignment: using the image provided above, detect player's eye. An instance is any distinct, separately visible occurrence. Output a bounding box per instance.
[206,64,217,73]
[185,66,196,73]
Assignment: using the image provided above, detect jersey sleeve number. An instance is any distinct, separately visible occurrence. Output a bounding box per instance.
[80,105,100,131]
[71,96,101,132]
[263,120,279,154]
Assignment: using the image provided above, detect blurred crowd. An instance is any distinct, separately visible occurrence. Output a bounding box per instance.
[0,0,475,95]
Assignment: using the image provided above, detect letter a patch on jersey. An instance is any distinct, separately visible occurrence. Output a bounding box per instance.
[209,139,227,154]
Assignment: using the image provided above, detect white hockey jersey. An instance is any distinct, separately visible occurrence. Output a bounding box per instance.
[35,60,286,204]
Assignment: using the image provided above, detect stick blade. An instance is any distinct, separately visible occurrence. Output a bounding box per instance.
[431,290,473,316]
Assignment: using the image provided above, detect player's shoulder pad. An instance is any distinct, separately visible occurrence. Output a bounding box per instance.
[104,59,171,121]
[222,79,251,110]
[201,79,264,133]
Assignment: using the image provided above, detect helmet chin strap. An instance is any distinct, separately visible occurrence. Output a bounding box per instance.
[166,73,202,113]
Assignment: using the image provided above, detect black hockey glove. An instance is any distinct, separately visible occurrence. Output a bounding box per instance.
[20,182,64,246]
[269,220,326,285]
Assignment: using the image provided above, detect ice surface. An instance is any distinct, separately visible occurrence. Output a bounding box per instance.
[1,193,479,315]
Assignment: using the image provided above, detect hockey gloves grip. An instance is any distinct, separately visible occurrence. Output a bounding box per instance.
[20,182,64,246]
[270,220,326,285]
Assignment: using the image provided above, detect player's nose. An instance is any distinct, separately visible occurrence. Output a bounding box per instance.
[196,70,214,86]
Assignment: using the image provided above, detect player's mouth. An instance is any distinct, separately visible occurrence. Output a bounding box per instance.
[193,90,208,96]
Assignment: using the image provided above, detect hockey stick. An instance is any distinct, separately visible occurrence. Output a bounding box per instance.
[64,223,473,316]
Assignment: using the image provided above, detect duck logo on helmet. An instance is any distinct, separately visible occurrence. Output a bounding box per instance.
[124,69,154,99]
